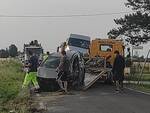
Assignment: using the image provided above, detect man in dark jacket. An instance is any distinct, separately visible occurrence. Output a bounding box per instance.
[56,50,70,93]
[112,50,125,91]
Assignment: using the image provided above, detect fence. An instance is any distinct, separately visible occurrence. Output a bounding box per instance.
[125,60,150,93]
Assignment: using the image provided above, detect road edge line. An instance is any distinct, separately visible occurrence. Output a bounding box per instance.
[125,87,150,96]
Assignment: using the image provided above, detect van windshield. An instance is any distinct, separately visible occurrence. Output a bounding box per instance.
[68,38,90,49]
[43,56,60,68]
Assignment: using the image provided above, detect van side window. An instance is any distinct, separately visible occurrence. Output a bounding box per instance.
[100,45,113,52]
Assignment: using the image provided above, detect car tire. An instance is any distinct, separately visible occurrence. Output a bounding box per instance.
[72,58,82,90]
[81,70,85,86]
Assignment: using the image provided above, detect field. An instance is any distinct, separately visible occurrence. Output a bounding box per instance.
[0,59,29,113]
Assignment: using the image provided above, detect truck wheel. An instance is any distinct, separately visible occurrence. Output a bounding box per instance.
[104,71,113,85]
[104,79,113,85]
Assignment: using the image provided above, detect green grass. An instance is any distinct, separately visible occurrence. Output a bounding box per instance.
[127,84,150,93]
[0,59,30,113]
[137,84,150,93]
[126,73,150,81]
[141,74,150,81]
[126,70,150,93]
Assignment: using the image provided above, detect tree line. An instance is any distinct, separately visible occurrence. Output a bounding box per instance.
[1,0,150,57]
[0,44,18,58]
[108,0,150,45]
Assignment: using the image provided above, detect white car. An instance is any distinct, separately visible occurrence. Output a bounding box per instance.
[37,51,85,91]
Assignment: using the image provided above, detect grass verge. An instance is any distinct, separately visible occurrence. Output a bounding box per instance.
[134,84,150,93]
[126,73,150,81]
[126,83,150,94]
[0,59,30,113]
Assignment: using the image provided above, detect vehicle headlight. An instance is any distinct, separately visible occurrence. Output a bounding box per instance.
[66,46,70,51]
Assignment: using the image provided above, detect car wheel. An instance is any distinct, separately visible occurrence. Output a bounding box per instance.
[72,58,81,90]
[80,69,85,86]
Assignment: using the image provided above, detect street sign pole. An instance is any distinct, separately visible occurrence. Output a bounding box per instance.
[131,46,133,62]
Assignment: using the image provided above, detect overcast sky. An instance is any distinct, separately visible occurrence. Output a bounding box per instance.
[0,0,149,56]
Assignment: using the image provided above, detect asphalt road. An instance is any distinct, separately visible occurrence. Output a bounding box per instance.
[32,82,150,113]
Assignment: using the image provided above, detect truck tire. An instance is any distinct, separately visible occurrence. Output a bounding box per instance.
[104,72,113,85]
[104,78,113,85]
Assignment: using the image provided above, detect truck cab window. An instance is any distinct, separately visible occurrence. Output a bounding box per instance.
[100,45,112,52]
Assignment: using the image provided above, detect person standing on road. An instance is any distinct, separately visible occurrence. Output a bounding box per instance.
[56,50,70,94]
[112,50,125,92]
[22,51,40,93]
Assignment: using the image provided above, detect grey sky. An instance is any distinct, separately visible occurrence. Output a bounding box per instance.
[0,0,149,55]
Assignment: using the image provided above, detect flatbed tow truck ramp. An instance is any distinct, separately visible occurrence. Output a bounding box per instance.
[83,69,111,90]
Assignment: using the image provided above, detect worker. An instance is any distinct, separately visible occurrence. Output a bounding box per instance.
[43,51,50,61]
[112,50,125,92]
[56,50,70,94]
[60,42,67,52]
[22,51,40,93]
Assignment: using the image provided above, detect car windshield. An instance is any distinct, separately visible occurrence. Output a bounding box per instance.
[43,56,60,68]
[68,38,90,49]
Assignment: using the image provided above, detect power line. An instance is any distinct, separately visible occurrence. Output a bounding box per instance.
[0,11,132,18]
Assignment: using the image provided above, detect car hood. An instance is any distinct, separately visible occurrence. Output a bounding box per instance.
[37,67,57,79]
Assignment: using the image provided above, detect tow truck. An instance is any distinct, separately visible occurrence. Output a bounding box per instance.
[83,38,124,90]
[59,37,125,90]
[38,37,124,90]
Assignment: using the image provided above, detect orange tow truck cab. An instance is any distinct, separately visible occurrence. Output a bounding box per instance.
[89,38,125,65]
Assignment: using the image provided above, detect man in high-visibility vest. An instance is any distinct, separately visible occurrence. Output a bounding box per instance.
[22,51,40,92]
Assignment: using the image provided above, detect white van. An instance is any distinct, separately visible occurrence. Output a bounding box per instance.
[65,34,91,55]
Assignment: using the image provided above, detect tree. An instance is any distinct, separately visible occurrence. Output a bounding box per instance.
[0,49,9,58]
[9,44,18,57]
[5,48,9,57]
[108,0,150,45]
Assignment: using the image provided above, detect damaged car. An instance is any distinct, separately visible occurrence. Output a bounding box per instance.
[37,50,85,91]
